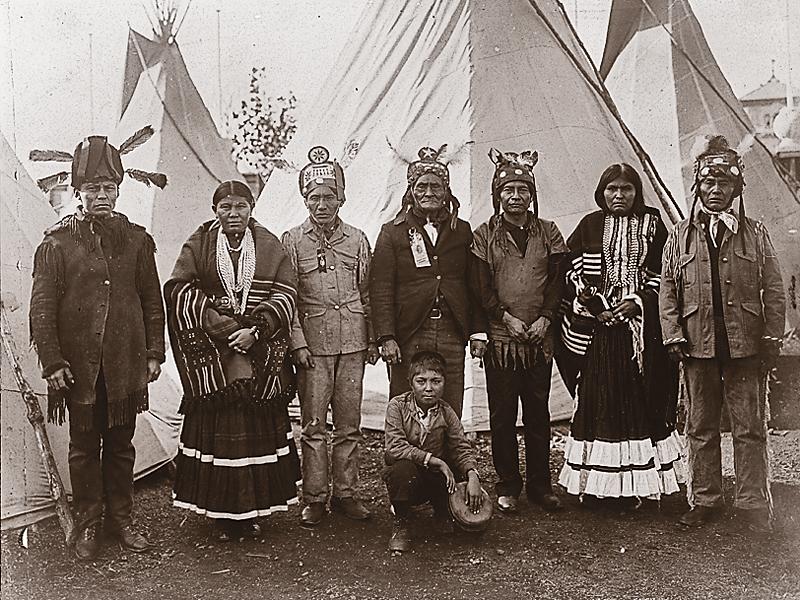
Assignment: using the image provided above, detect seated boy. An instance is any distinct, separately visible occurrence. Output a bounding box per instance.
[383,350,484,552]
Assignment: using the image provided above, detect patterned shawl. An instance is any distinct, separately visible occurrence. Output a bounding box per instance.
[165,219,297,414]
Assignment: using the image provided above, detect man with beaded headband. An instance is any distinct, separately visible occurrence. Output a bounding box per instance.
[471,148,568,513]
[370,145,485,417]
[660,135,786,532]
[29,128,167,559]
[281,146,378,528]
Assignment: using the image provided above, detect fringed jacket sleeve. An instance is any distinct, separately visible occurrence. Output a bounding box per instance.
[756,222,786,344]
[658,226,686,346]
[29,238,69,377]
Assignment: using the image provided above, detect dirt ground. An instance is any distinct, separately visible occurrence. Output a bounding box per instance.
[2,427,799,600]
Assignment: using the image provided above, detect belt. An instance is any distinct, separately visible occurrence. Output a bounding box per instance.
[428,300,451,320]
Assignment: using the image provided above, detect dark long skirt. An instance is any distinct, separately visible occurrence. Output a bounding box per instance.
[558,323,683,498]
[173,398,301,520]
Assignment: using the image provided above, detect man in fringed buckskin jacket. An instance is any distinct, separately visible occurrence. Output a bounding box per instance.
[29,131,166,559]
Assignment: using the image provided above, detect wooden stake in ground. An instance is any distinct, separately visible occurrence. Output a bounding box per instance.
[0,305,75,544]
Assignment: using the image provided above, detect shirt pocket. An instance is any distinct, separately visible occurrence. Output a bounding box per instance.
[679,252,697,287]
[733,247,759,295]
[340,258,359,292]
[740,301,764,340]
[297,256,324,298]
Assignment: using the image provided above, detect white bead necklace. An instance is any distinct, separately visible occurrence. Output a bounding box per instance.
[216,227,256,314]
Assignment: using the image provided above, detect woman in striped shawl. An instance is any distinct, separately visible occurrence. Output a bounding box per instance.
[556,164,683,506]
[165,181,301,541]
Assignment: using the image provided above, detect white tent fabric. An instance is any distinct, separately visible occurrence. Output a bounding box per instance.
[115,28,242,278]
[1,133,182,530]
[602,0,800,329]
[256,0,683,429]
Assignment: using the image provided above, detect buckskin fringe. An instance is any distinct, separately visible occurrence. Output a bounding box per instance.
[107,387,149,429]
[32,241,65,296]
[485,340,540,371]
[47,390,67,426]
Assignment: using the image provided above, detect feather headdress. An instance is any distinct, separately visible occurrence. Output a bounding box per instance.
[29,125,167,193]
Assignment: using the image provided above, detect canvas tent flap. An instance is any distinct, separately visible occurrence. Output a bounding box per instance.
[602,0,800,329]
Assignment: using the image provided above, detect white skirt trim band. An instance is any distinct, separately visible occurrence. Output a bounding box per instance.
[173,496,300,520]
[558,432,686,498]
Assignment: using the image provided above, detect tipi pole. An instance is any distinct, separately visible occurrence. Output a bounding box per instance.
[527,0,684,224]
[0,306,75,544]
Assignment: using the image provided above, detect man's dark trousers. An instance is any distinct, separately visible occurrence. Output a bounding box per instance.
[485,359,553,498]
[68,369,136,531]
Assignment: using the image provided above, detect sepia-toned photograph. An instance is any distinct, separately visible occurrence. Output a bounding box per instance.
[1,1,798,598]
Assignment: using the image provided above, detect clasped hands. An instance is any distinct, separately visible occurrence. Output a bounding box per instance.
[500,312,551,344]
[597,299,640,326]
[428,457,482,513]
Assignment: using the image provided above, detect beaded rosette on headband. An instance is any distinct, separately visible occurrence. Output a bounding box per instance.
[692,135,746,199]
[488,148,539,215]
[29,126,167,193]
[298,146,345,202]
[406,145,450,188]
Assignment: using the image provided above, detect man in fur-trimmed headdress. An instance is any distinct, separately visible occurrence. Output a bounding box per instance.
[660,135,786,533]
[470,148,568,514]
[369,145,485,417]
[29,129,167,559]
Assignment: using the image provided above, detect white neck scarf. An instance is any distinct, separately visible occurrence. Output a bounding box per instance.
[700,204,739,246]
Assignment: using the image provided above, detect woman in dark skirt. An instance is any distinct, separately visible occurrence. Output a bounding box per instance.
[556,164,683,503]
[165,180,301,540]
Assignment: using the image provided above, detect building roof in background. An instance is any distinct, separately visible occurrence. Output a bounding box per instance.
[741,74,800,103]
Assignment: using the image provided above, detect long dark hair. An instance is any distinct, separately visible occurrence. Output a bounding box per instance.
[594,163,645,215]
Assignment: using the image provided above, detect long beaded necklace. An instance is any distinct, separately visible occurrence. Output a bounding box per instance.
[216,227,256,314]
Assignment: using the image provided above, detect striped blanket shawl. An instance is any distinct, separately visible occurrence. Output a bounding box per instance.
[165,219,298,413]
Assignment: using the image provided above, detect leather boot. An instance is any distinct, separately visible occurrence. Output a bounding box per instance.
[74,523,101,560]
[114,525,150,553]
[300,502,326,528]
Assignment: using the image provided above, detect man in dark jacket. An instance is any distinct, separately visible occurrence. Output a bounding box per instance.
[471,149,568,513]
[660,135,786,533]
[29,133,166,559]
[370,146,484,417]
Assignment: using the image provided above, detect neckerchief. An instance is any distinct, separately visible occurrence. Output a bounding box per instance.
[699,204,739,246]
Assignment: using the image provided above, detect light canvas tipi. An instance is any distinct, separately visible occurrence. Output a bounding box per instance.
[1,132,182,530]
[601,0,800,329]
[114,17,241,277]
[255,0,684,429]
